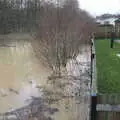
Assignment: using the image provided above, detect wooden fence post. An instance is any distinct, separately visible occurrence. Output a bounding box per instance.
[91,94,97,120]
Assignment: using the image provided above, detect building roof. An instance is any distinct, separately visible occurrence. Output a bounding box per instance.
[115,18,120,23]
[98,24,113,27]
[96,18,117,25]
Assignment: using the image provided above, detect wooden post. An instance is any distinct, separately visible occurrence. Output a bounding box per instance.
[91,39,94,86]
[91,94,97,120]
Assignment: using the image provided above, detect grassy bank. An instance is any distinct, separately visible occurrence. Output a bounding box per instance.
[95,39,120,93]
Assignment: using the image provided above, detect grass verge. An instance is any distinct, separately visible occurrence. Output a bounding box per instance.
[95,39,120,93]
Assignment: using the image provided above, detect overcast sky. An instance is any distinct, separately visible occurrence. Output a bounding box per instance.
[79,0,120,16]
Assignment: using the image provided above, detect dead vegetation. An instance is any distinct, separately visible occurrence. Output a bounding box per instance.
[32,0,96,76]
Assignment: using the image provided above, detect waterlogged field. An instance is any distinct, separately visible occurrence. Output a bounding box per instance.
[95,39,120,93]
[0,34,51,113]
[0,33,91,120]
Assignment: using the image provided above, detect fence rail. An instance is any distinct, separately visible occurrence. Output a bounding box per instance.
[97,104,120,112]
[91,38,97,94]
[90,38,97,120]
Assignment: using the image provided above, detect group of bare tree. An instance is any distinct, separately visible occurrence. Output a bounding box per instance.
[0,0,42,34]
[33,0,96,75]
[0,0,96,75]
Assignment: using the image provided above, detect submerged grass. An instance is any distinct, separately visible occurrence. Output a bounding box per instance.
[95,39,120,93]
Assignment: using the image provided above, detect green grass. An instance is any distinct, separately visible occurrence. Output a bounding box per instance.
[95,39,120,93]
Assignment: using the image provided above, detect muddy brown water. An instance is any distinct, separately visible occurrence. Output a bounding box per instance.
[0,39,51,113]
[0,34,91,120]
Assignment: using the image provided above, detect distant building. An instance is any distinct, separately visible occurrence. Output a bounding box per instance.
[95,14,120,38]
[95,17,120,38]
[95,23,113,38]
[96,18,117,25]
[115,18,120,37]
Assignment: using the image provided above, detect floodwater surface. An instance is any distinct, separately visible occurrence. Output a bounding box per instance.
[0,38,50,113]
[0,34,91,120]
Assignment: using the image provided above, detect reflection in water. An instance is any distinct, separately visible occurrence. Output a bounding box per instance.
[0,40,50,113]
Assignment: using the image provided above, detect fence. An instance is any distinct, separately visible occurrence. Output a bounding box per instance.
[90,38,97,120]
[97,94,120,120]
[91,38,97,94]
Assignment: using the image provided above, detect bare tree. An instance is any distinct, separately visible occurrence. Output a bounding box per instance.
[0,0,43,34]
[32,0,96,76]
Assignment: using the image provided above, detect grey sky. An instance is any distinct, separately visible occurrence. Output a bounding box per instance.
[79,0,120,16]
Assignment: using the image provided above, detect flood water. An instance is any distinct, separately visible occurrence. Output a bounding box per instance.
[0,34,91,120]
[0,35,51,113]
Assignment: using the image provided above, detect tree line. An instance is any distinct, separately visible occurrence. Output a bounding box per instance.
[0,0,42,34]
